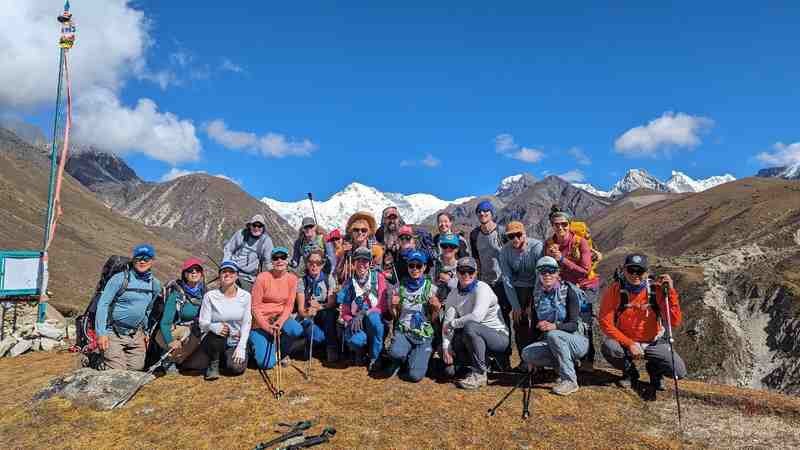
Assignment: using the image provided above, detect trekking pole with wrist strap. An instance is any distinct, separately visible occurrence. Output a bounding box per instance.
[305,193,320,382]
[662,282,683,432]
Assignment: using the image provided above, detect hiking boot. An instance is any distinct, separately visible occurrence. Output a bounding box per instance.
[367,358,382,373]
[552,380,579,396]
[204,360,220,381]
[456,371,487,390]
[618,367,639,389]
[651,375,666,391]
[383,360,401,378]
[326,346,339,363]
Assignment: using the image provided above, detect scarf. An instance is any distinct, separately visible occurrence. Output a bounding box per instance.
[180,281,204,299]
[621,277,647,294]
[457,279,478,295]
[134,269,152,283]
[304,272,326,300]
[403,275,425,291]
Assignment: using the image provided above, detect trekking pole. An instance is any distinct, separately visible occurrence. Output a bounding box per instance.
[112,348,175,409]
[253,421,313,449]
[487,371,529,417]
[259,336,281,399]
[276,330,283,392]
[286,427,337,449]
[662,282,683,432]
[522,370,534,419]
[306,319,313,381]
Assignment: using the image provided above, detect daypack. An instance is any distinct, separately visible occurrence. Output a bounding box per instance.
[303,273,331,308]
[413,227,436,260]
[154,280,203,327]
[546,221,601,280]
[613,281,661,325]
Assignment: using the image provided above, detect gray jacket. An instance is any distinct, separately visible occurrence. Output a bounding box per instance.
[498,239,544,310]
[222,229,274,279]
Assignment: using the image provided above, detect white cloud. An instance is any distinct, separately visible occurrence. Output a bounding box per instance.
[568,147,591,165]
[160,168,242,186]
[0,1,202,164]
[399,160,414,167]
[73,88,201,165]
[169,51,192,67]
[204,119,317,158]
[399,153,441,168]
[756,142,800,166]
[221,58,245,73]
[558,169,585,183]
[614,112,714,157]
[494,133,545,164]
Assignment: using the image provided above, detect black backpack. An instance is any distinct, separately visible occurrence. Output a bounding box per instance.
[614,280,660,325]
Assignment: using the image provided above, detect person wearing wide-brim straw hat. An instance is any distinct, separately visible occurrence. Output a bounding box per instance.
[334,211,384,283]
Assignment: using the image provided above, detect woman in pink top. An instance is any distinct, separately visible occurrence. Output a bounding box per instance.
[250,246,304,369]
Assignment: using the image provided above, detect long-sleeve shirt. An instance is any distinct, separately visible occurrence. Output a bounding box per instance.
[94,271,161,337]
[250,271,298,332]
[222,229,274,278]
[549,232,599,290]
[499,239,544,310]
[598,282,681,349]
[158,284,202,345]
[441,281,508,351]
[198,287,252,360]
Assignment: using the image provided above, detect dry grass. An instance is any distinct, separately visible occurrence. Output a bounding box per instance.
[2,353,797,449]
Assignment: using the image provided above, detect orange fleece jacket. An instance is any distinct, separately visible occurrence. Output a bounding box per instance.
[250,271,298,332]
[599,282,681,349]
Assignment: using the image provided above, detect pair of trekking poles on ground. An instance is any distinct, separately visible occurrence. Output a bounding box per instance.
[487,283,683,430]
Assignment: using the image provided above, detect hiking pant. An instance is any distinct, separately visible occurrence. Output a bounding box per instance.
[300,308,339,352]
[521,330,589,384]
[201,333,246,375]
[490,281,513,362]
[580,286,599,364]
[344,312,384,362]
[154,324,202,365]
[452,321,509,375]
[388,331,433,382]
[601,338,687,380]
[103,328,147,371]
[512,286,536,357]
[250,320,305,369]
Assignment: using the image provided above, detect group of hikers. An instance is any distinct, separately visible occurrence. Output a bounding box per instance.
[89,201,686,396]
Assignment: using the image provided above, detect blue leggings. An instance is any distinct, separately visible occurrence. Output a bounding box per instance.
[250,319,304,369]
[344,312,384,361]
[299,308,339,350]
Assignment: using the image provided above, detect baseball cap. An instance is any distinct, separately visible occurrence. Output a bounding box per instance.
[301,217,316,227]
[353,247,373,261]
[536,256,559,271]
[271,246,289,257]
[506,221,525,235]
[132,244,155,259]
[456,256,477,271]
[624,253,649,271]
[405,250,427,264]
[439,233,460,247]
[398,225,414,237]
[219,260,240,272]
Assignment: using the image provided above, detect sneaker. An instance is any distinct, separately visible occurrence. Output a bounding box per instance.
[456,371,488,390]
[204,360,220,381]
[326,346,339,363]
[552,380,579,396]
[279,355,291,368]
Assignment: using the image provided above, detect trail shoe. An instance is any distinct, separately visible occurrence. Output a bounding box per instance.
[650,375,666,391]
[383,361,401,378]
[456,371,487,390]
[552,380,579,396]
[204,360,220,381]
[326,346,339,363]
[618,368,640,389]
[163,360,179,375]
[279,355,292,368]
[367,358,382,373]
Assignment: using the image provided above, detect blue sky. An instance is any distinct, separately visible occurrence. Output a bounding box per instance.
[4,1,800,200]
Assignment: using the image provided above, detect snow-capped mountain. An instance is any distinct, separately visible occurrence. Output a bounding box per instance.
[571,183,611,198]
[665,171,736,193]
[757,163,800,180]
[609,169,670,197]
[495,173,536,198]
[262,182,474,230]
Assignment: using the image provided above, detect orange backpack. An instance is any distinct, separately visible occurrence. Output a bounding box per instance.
[547,221,601,280]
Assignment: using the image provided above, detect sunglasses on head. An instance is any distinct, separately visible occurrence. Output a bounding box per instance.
[457,268,476,275]
[351,227,369,234]
[441,244,458,250]
[538,267,559,275]
[507,232,524,240]
[134,256,152,263]
[271,254,288,261]
[408,263,424,270]
[552,222,569,229]
[250,223,265,229]
[185,267,202,274]
[626,266,646,276]
[307,259,323,266]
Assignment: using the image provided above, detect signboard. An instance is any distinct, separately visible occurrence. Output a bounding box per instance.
[0,251,42,298]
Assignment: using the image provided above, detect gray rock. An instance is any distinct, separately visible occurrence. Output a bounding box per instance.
[33,368,155,411]
[8,338,32,357]
[39,337,59,352]
[34,322,64,340]
[0,336,17,357]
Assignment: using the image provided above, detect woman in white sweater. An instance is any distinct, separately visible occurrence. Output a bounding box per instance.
[198,260,252,381]
[442,257,509,390]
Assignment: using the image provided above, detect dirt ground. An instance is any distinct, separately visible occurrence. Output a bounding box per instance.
[1,352,798,450]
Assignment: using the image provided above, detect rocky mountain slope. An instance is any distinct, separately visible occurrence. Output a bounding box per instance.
[0,128,192,314]
[757,163,800,180]
[590,177,800,395]
[64,146,142,189]
[262,182,473,230]
[494,173,537,198]
[665,171,736,193]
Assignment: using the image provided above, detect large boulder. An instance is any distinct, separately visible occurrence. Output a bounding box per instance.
[34,368,155,410]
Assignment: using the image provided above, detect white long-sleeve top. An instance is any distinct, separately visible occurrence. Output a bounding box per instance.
[441,280,508,351]
[199,287,252,361]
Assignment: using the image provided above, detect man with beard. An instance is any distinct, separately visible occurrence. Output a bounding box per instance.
[376,206,404,254]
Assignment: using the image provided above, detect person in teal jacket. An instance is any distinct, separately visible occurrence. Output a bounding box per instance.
[155,257,206,374]
[95,244,163,371]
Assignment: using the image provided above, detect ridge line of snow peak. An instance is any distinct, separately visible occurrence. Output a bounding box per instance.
[571,169,736,197]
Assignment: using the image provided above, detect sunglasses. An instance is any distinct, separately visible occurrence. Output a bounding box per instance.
[185,267,203,274]
[134,256,152,263]
[331,237,342,241]
[408,263,424,270]
[399,235,413,241]
[250,223,265,229]
[477,209,492,214]
[385,214,398,220]
[507,232,524,240]
[552,222,569,229]
[441,244,458,250]
[626,266,646,276]
[457,269,476,275]
[307,259,324,266]
[351,227,369,234]
[271,254,288,261]
[538,267,559,275]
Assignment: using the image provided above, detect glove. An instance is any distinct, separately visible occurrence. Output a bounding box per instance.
[350,312,365,333]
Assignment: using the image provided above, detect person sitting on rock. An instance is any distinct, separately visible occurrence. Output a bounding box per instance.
[598,253,686,391]
[295,247,340,362]
[198,260,252,380]
[334,211,384,283]
[222,214,275,292]
[155,257,207,374]
[520,257,589,396]
[290,217,336,275]
[441,257,510,390]
[385,250,441,382]
[95,244,163,371]
[337,247,392,373]
[249,247,304,370]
